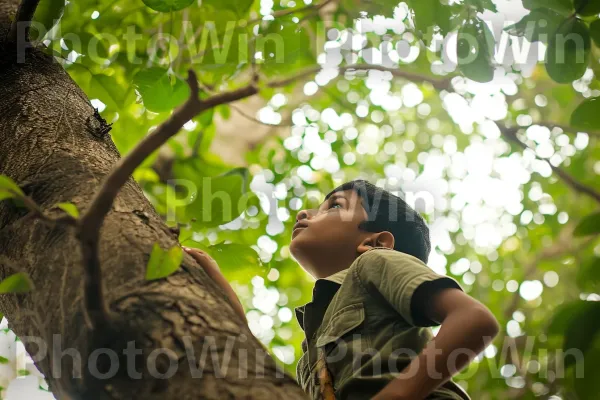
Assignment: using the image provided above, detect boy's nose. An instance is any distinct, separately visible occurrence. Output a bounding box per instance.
[296,209,316,222]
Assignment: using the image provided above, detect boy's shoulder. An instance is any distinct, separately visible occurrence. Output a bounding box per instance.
[353,247,426,271]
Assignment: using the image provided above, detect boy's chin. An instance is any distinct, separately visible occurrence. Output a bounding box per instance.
[289,236,316,259]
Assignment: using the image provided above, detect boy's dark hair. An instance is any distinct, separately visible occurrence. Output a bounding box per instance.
[325,180,431,263]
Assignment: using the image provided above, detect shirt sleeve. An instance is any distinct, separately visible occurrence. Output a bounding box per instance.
[355,248,463,327]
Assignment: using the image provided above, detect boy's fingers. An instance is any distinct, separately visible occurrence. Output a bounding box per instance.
[183,247,220,270]
[183,246,206,256]
[182,247,204,259]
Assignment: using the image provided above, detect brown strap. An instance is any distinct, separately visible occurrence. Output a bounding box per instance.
[316,348,335,400]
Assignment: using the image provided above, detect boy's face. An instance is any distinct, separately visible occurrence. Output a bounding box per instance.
[289,189,372,278]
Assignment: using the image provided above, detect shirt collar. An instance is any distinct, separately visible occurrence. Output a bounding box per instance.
[294,278,341,331]
[323,269,348,285]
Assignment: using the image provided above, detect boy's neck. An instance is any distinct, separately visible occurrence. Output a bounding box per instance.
[312,257,356,279]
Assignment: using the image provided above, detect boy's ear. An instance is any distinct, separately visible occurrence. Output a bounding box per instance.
[356,231,395,254]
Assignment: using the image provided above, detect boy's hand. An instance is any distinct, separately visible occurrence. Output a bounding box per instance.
[183,247,247,324]
[183,246,222,275]
[372,287,498,400]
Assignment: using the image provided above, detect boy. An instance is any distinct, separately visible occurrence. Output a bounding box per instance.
[184,180,499,399]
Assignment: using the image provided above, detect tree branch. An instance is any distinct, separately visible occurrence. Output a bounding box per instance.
[269,66,599,139]
[77,71,258,331]
[2,186,78,227]
[80,71,258,235]
[19,196,78,227]
[498,124,600,204]
[9,0,40,43]
[340,64,453,90]
[229,103,295,127]
[268,63,453,90]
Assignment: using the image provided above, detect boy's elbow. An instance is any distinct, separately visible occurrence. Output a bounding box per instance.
[470,305,500,338]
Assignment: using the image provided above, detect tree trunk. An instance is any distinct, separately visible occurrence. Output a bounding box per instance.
[0,5,306,400]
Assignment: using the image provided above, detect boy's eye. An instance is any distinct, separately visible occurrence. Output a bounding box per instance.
[329,203,342,209]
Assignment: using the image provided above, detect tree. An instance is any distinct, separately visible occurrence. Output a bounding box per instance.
[0,0,599,399]
[0,0,304,399]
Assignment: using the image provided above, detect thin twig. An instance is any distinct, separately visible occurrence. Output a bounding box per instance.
[19,196,78,227]
[230,103,295,127]
[268,63,453,90]
[269,66,600,138]
[498,124,600,204]
[4,189,78,227]
[341,64,453,90]
[9,0,41,43]
[196,75,293,127]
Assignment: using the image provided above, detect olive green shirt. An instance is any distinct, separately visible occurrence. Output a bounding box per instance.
[294,248,470,400]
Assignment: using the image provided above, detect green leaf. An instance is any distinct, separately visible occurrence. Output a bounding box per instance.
[89,74,129,111]
[133,68,191,113]
[201,0,254,18]
[67,32,109,59]
[17,369,30,376]
[32,0,66,38]
[0,191,13,202]
[260,21,314,76]
[133,168,160,184]
[142,0,195,13]
[457,18,495,83]
[573,212,600,236]
[0,356,8,364]
[412,0,454,44]
[340,0,405,17]
[198,107,215,128]
[574,0,600,17]
[145,243,184,281]
[173,152,233,183]
[547,301,588,333]
[571,97,600,130]
[0,273,33,294]
[66,66,130,111]
[55,202,79,218]
[590,20,600,47]
[189,22,252,79]
[575,345,600,400]
[218,104,231,120]
[38,384,51,392]
[465,0,498,12]
[184,168,250,228]
[546,18,591,83]
[504,8,565,44]
[522,0,573,16]
[0,175,24,200]
[577,257,600,291]
[561,301,600,367]
[206,243,262,274]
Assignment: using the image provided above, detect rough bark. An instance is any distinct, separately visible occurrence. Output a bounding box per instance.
[0,5,306,400]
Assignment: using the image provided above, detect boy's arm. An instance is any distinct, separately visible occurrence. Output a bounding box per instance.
[183,247,248,324]
[372,287,499,400]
